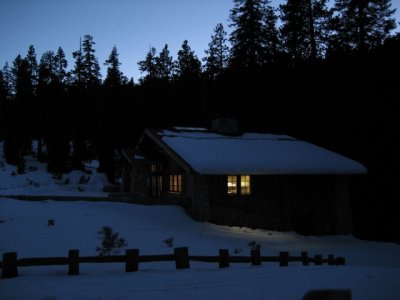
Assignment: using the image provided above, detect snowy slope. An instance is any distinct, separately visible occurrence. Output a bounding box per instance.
[1,199,400,300]
[0,143,107,197]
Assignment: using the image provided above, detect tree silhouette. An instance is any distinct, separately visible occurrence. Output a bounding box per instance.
[0,63,12,100]
[104,46,126,88]
[280,0,331,63]
[81,35,102,86]
[70,35,102,169]
[155,44,174,81]
[329,0,396,55]
[138,46,158,82]
[72,40,84,85]
[229,0,278,69]
[98,46,128,182]
[203,23,229,79]
[175,40,201,80]
[26,45,38,93]
[54,47,68,83]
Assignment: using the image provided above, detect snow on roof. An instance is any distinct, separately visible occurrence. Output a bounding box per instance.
[157,128,367,175]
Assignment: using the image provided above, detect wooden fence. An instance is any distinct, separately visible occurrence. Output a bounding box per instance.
[1,248,345,278]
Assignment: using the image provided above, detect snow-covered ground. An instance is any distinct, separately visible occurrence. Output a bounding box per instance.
[1,144,400,299]
[0,143,108,197]
[1,199,400,300]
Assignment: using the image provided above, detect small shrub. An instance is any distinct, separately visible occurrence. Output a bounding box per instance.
[47,219,55,226]
[96,226,127,256]
[163,237,174,247]
[234,247,242,254]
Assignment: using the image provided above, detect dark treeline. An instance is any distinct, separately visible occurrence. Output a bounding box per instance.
[0,0,398,241]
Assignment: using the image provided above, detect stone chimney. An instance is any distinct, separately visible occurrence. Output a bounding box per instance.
[211,118,240,136]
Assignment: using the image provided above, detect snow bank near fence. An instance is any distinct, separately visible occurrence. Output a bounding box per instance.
[1,198,400,300]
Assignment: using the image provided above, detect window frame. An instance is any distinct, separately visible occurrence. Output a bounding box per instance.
[169,174,183,193]
[240,175,251,195]
[227,175,251,196]
[227,175,238,195]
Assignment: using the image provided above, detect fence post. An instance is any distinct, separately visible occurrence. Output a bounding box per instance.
[279,251,289,267]
[125,249,139,272]
[251,248,261,266]
[219,249,230,268]
[2,252,18,278]
[328,255,335,266]
[174,247,190,269]
[301,251,309,266]
[314,255,323,266]
[68,249,79,275]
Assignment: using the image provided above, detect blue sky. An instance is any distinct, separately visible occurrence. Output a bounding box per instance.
[0,0,233,81]
[0,0,399,82]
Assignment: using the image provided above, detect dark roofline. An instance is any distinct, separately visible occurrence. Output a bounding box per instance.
[144,128,195,174]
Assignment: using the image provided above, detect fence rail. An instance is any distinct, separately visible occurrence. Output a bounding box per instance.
[1,248,345,279]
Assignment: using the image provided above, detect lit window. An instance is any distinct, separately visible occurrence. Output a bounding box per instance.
[227,175,237,194]
[227,175,251,195]
[169,175,182,193]
[241,175,251,195]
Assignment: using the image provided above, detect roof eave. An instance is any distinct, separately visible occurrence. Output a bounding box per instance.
[144,128,195,174]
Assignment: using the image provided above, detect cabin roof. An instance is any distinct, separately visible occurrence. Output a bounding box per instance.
[144,127,367,175]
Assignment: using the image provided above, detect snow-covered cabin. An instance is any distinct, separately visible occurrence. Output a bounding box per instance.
[121,122,367,235]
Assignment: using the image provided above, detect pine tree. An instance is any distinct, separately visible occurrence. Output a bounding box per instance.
[138,46,158,82]
[155,44,174,81]
[54,47,68,83]
[38,51,56,85]
[36,47,70,172]
[12,55,32,101]
[99,46,128,182]
[175,40,201,79]
[36,51,58,162]
[229,0,278,69]
[70,35,101,169]
[203,23,229,79]
[0,70,8,102]
[261,3,280,64]
[72,35,101,86]
[72,40,84,85]
[0,69,8,141]
[0,63,12,100]
[280,0,332,63]
[330,0,396,54]
[25,45,38,93]
[81,35,101,86]
[3,54,34,165]
[104,46,126,88]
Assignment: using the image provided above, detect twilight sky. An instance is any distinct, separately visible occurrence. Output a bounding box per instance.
[0,0,399,82]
